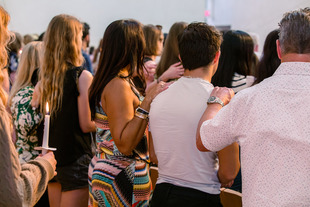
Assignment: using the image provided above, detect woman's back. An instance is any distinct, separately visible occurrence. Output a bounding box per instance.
[49,67,92,166]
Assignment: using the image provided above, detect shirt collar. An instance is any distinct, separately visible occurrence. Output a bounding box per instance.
[274,62,310,76]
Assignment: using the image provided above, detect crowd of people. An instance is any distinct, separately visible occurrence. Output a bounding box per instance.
[0,5,309,207]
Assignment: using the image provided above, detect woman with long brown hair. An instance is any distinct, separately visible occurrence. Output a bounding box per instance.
[32,14,95,207]
[88,19,167,206]
[156,22,187,82]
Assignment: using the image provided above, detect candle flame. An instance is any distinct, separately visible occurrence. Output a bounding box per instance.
[46,102,49,115]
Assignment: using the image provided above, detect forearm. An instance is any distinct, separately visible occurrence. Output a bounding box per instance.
[116,97,151,155]
[196,104,222,151]
[149,132,158,164]
[117,117,148,155]
[217,142,240,185]
[18,157,54,206]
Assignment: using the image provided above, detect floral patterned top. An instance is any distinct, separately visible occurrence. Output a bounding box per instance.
[10,86,43,163]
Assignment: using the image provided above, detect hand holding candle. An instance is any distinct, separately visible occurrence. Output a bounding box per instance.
[35,102,56,155]
[42,102,50,154]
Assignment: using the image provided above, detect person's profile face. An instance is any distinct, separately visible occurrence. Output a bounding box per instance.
[156,32,164,56]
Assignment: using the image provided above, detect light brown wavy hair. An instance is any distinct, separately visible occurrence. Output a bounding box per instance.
[9,41,43,106]
[156,22,188,78]
[38,14,83,115]
[143,24,162,56]
[0,6,11,106]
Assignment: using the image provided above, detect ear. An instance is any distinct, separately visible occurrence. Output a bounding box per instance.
[276,40,282,60]
[178,54,182,62]
[213,50,221,64]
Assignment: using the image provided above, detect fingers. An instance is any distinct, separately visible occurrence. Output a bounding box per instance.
[210,87,235,105]
[172,62,182,67]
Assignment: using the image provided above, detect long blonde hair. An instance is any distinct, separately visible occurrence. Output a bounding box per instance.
[39,14,83,115]
[0,6,11,106]
[8,41,43,106]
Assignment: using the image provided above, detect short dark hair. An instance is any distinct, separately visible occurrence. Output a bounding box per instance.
[178,22,222,70]
[82,22,90,40]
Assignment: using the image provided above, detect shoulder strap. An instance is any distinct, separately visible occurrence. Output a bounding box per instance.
[74,66,84,95]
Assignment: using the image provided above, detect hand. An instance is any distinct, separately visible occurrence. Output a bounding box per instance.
[143,60,157,82]
[144,81,171,103]
[221,180,234,188]
[210,87,234,106]
[160,62,184,81]
[40,151,57,176]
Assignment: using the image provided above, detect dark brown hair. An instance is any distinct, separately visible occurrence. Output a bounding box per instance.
[156,22,188,78]
[89,19,146,119]
[254,29,280,84]
[211,30,254,87]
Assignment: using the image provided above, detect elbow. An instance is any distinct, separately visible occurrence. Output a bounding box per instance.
[80,121,96,133]
[150,152,158,165]
[196,141,209,152]
[196,134,210,152]
[218,171,238,184]
[218,165,240,184]
[118,146,133,156]
[115,141,134,156]
[81,126,93,133]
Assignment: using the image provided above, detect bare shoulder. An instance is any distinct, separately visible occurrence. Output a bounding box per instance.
[105,77,132,96]
[101,77,135,111]
[79,69,93,82]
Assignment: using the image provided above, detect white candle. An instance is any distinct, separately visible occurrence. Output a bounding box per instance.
[42,102,50,155]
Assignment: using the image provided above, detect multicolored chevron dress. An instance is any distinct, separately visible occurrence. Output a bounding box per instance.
[88,83,151,207]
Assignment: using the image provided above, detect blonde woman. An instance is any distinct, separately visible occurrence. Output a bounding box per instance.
[0,6,56,207]
[9,41,43,163]
[31,14,95,207]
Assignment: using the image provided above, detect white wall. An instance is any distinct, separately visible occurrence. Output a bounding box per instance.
[2,0,309,52]
[1,0,205,47]
[212,0,309,52]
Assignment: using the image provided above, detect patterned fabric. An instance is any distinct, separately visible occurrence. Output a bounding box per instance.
[88,80,151,207]
[200,62,310,206]
[10,86,43,163]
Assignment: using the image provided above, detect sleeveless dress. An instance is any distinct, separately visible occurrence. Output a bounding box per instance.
[88,79,151,207]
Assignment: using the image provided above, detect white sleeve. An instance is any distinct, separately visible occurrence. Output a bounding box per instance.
[200,94,244,152]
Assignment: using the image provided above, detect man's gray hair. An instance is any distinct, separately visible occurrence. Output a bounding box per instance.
[279,7,310,54]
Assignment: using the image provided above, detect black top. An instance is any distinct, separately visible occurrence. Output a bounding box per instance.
[39,67,92,166]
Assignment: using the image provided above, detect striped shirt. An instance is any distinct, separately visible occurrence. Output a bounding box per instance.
[231,72,254,93]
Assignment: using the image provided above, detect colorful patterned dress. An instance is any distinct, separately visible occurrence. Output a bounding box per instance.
[88,82,151,207]
[10,86,43,163]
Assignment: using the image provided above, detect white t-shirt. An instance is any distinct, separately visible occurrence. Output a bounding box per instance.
[149,76,221,194]
[200,62,310,206]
